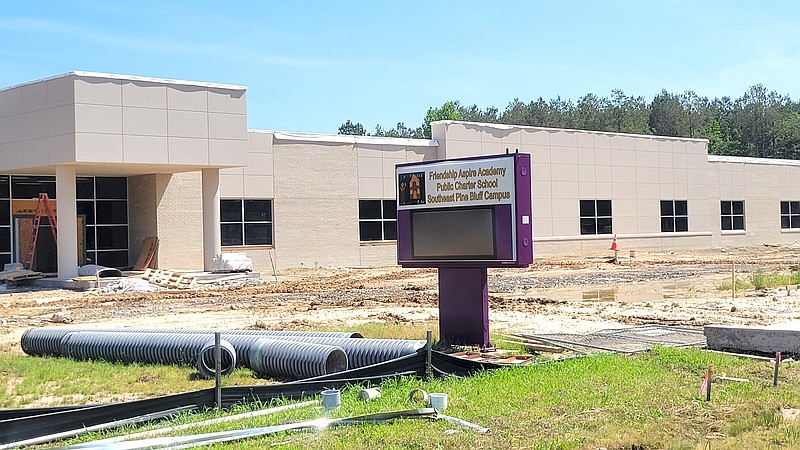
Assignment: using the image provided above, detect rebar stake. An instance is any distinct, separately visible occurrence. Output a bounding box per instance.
[215,331,222,411]
[425,330,433,381]
[774,352,781,387]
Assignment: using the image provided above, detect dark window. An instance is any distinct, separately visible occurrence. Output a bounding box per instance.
[85,225,96,250]
[221,199,273,246]
[721,201,745,231]
[96,226,128,249]
[8,175,128,268]
[579,200,612,235]
[0,176,10,258]
[0,175,9,198]
[244,223,272,245]
[94,177,127,199]
[359,199,397,241]
[0,200,9,226]
[244,200,272,222]
[96,201,128,224]
[76,177,94,199]
[221,200,243,222]
[77,201,95,225]
[221,224,243,246]
[0,226,10,252]
[11,176,56,199]
[661,200,688,232]
[358,200,382,219]
[781,201,800,230]
[95,250,129,268]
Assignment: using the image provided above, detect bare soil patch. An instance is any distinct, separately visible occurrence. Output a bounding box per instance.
[2,246,800,355]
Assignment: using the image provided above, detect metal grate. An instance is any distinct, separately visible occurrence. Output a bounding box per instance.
[513,325,706,354]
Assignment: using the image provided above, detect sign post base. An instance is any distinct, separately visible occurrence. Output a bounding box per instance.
[438,267,490,349]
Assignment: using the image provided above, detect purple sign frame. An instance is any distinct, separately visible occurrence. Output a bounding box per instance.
[395,153,533,348]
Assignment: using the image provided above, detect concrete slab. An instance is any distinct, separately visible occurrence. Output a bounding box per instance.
[704,324,800,355]
[765,321,800,331]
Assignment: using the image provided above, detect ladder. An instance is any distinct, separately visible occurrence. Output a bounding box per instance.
[23,193,58,270]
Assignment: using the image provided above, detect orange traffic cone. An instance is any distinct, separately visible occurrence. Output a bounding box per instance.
[610,235,618,251]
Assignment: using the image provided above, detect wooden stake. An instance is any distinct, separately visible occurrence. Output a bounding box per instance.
[731,263,736,299]
[774,352,781,387]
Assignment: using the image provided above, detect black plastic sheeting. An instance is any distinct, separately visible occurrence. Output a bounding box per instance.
[0,350,501,447]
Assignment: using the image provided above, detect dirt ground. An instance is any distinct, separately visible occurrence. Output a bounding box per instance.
[2,245,800,356]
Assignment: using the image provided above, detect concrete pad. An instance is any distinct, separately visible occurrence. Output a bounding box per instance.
[765,321,800,331]
[705,324,800,355]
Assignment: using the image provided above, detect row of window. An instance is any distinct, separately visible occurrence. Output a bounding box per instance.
[580,200,751,235]
[218,198,800,247]
[0,175,129,268]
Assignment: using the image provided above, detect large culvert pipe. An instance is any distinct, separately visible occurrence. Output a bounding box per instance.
[268,337,427,369]
[209,335,424,369]
[21,327,362,357]
[248,339,348,380]
[58,332,236,378]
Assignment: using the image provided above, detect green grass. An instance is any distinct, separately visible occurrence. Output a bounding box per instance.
[751,270,799,290]
[717,269,800,292]
[716,278,753,291]
[5,347,800,449]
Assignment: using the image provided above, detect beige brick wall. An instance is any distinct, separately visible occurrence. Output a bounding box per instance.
[433,121,715,256]
[127,174,159,266]
[710,159,800,247]
[273,141,360,269]
[219,132,438,270]
[359,244,398,268]
[153,172,204,269]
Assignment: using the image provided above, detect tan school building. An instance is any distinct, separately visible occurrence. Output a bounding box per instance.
[1,72,799,278]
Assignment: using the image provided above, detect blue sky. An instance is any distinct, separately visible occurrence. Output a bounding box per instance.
[1,1,799,134]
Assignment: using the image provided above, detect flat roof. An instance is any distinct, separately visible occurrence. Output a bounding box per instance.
[708,154,800,167]
[434,120,710,143]
[254,129,438,147]
[1,71,247,93]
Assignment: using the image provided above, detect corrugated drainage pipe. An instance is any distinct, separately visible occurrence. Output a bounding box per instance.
[21,327,362,357]
[58,332,236,378]
[264,337,427,369]
[248,338,348,380]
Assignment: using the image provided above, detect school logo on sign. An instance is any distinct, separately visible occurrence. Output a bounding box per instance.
[398,172,426,206]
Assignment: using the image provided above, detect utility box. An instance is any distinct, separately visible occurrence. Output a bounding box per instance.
[211,253,253,273]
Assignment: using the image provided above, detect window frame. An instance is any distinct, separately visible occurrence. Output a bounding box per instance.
[359,199,397,242]
[579,199,613,235]
[781,201,800,230]
[0,175,10,266]
[661,200,688,232]
[220,198,274,247]
[721,200,745,231]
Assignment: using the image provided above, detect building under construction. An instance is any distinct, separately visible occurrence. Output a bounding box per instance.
[1,71,799,278]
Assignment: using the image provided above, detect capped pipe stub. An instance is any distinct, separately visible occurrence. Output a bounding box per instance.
[358,388,381,401]
[406,388,429,405]
[321,389,341,410]
[429,392,448,411]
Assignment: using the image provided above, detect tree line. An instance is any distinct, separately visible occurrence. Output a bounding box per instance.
[339,84,800,160]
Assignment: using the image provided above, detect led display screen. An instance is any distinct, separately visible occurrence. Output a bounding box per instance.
[411,207,496,259]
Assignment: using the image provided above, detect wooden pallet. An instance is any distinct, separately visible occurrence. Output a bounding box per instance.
[0,269,44,283]
[133,237,159,271]
[141,268,196,289]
